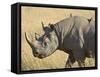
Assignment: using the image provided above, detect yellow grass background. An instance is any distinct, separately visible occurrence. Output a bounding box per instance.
[21,6,95,71]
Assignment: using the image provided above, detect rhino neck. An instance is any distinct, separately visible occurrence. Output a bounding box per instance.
[46,31,59,55]
[53,17,75,50]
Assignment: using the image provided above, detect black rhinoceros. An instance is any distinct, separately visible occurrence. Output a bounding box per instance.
[25,16,95,67]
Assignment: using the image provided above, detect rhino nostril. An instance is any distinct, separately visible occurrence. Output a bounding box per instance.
[34,52,39,57]
[34,53,39,57]
[34,51,38,54]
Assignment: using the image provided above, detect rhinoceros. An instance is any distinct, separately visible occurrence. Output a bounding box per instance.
[25,16,95,67]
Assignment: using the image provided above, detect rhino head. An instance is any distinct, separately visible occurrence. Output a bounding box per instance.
[25,22,59,59]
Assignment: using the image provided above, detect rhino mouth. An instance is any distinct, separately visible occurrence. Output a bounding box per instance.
[34,53,46,59]
[38,56,45,59]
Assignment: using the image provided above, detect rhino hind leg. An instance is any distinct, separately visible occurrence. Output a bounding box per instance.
[77,60,85,67]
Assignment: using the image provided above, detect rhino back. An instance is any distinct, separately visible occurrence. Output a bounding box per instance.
[54,17,74,49]
[54,16,90,50]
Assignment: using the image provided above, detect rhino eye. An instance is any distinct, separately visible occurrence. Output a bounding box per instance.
[42,41,47,47]
[44,42,47,46]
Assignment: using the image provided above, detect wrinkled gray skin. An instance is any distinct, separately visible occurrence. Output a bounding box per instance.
[25,28,59,58]
[25,16,95,67]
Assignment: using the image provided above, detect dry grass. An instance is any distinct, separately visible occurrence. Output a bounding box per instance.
[21,6,95,71]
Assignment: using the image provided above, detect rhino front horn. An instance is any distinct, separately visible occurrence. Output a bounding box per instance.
[25,32,34,48]
[41,21,45,31]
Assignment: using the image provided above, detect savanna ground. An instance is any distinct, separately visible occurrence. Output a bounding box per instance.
[21,6,95,71]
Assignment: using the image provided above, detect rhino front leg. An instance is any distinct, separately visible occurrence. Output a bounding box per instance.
[65,55,75,68]
[65,57,72,68]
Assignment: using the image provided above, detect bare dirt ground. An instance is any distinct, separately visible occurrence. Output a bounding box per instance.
[21,6,95,71]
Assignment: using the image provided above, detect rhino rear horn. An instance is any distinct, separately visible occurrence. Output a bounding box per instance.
[35,32,40,40]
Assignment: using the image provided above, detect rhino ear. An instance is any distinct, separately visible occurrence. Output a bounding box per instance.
[49,23,54,30]
[41,21,45,31]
